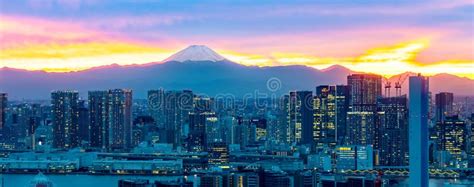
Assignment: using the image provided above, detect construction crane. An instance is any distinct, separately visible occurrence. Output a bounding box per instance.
[394,74,409,97]
[382,77,391,97]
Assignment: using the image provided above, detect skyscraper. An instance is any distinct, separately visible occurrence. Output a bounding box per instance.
[313,85,349,149]
[108,89,133,150]
[287,91,314,145]
[188,111,216,152]
[435,115,467,167]
[77,100,89,144]
[89,91,109,149]
[409,75,429,187]
[147,89,165,128]
[376,96,408,166]
[153,90,193,147]
[435,92,454,122]
[88,89,132,150]
[51,91,80,149]
[0,93,7,129]
[347,74,382,146]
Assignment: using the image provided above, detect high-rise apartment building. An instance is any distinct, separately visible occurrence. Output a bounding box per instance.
[108,89,133,150]
[51,91,80,149]
[89,91,109,149]
[88,89,132,150]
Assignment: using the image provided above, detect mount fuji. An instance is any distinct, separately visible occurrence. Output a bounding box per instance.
[0,45,473,99]
[164,45,227,62]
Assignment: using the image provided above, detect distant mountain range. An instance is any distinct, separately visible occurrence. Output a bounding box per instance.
[1,45,473,99]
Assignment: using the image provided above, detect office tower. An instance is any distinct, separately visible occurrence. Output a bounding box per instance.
[266,95,289,144]
[313,85,349,149]
[206,115,222,144]
[266,112,287,144]
[188,111,217,152]
[188,112,206,152]
[435,92,454,122]
[409,75,429,187]
[232,117,257,148]
[287,91,314,145]
[219,115,237,145]
[161,90,193,147]
[88,89,132,150]
[147,89,165,128]
[107,89,133,150]
[89,91,109,149]
[435,115,467,167]
[51,91,80,149]
[347,74,382,146]
[376,96,408,166]
[187,96,215,151]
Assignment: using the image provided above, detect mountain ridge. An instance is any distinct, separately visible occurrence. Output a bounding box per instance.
[1,45,473,99]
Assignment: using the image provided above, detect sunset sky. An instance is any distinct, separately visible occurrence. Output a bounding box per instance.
[0,0,473,78]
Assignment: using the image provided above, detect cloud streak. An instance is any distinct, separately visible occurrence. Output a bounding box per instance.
[0,1,472,79]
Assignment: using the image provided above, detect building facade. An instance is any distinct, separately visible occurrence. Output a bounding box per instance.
[376,96,408,166]
[287,91,314,145]
[408,75,429,187]
[347,74,382,146]
[89,89,132,150]
[313,85,349,149]
[51,91,80,149]
[435,92,454,122]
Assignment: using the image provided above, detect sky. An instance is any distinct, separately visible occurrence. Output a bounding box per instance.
[0,0,473,78]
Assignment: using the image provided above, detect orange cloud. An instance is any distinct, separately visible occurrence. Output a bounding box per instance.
[0,42,173,72]
[218,40,474,79]
[1,37,472,79]
[0,16,472,78]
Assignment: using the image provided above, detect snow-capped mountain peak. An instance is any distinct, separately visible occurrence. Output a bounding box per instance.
[164,45,226,62]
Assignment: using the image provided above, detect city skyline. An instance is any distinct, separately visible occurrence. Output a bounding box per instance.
[1,1,474,187]
[0,1,473,78]
[1,73,474,186]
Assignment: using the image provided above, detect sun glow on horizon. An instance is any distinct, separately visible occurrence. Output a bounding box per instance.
[0,39,473,79]
[222,39,474,79]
